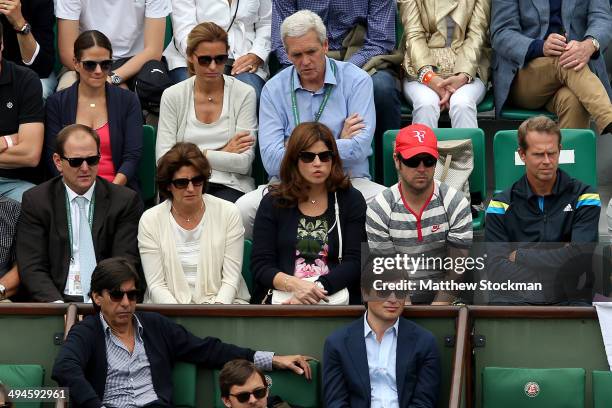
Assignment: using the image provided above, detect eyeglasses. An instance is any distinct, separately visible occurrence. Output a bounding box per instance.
[107,289,140,302]
[230,387,267,403]
[375,289,409,300]
[61,155,101,167]
[398,154,437,168]
[171,175,206,189]
[79,59,113,73]
[196,54,229,66]
[298,151,334,163]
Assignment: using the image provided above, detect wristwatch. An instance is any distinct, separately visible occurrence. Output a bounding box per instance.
[590,37,600,52]
[0,283,6,300]
[15,22,31,35]
[109,72,122,85]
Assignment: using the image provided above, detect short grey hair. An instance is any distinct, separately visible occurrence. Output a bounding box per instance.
[280,10,327,49]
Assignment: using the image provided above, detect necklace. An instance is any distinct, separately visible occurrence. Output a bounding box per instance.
[310,199,317,205]
[207,96,213,102]
[89,103,96,108]
[172,199,205,223]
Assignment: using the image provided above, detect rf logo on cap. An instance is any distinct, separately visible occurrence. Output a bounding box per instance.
[413,130,426,143]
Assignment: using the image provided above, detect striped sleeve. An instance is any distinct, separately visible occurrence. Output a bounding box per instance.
[366,188,395,253]
[440,184,473,247]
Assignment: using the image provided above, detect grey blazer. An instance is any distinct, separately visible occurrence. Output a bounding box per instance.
[490,0,612,116]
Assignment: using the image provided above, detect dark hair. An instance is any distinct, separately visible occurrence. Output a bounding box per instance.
[270,122,350,207]
[55,124,100,156]
[186,22,229,76]
[219,360,268,399]
[89,257,140,311]
[74,30,113,61]
[517,116,562,152]
[156,142,211,200]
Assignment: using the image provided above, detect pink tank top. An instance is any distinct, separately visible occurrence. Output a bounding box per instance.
[96,123,116,182]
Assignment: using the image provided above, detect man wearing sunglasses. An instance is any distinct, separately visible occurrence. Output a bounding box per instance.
[53,258,313,408]
[16,123,143,302]
[323,268,441,407]
[0,20,44,202]
[366,124,473,305]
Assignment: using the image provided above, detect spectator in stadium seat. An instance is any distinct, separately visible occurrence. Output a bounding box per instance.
[366,124,473,305]
[272,1,401,167]
[251,122,366,305]
[17,124,143,303]
[0,20,44,202]
[485,116,601,304]
[164,0,271,106]
[157,22,257,203]
[399,0,491,128]
[491,0,612,134]
[139,142,250,304]
[236,10,385,239]
[52,257,311,408]
[45,30,143,190]
[219,360,269,408]
[323,268,441,408]
[0,196,20,301]
[55,0,170,92]
[0,0,56,99]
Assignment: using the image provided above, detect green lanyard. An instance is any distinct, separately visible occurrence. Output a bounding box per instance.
[65,189,95,261]
[290,59,337,125]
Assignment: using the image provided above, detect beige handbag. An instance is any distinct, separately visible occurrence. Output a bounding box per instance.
[404,47,457,80]
[271,277,349,305]
[435,139,474,200]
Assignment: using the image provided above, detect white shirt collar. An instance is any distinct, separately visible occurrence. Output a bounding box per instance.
[363,311,399,339]
[64,181,96,203]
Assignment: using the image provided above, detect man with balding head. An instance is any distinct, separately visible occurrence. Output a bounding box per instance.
[17,124,143,302]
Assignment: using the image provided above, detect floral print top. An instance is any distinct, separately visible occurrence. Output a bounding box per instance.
[294,213,330,278]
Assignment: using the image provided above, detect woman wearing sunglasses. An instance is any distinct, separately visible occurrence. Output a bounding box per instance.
[219,360,269,408]
[44,30,143,190]
[251,122,366,305]
[138,142,250,304]
[157,22,257,203]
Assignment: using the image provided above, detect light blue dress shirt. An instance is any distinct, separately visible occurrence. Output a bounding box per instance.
[364,313,400,408]
[258,56,375,179]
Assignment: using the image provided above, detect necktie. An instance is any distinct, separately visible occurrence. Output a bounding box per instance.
[75,196,96,302]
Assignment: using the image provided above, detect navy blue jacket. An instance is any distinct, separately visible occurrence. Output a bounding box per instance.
[44,82,143,190]
[323,316,441,408]
[52,311,256,408]
[251,186,366,304]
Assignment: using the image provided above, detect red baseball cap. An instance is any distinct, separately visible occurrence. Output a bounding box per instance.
[395,124,439,160]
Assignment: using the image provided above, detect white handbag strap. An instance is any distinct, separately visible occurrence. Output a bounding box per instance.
[328,192,342,264]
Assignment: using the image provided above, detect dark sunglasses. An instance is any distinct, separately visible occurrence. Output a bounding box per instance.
[196,54,229,66]
[171,175,206,189]
[298,151,334,163]
[398,154,437,168]
[61,155,101,167]
[375,289,409,300]
[80,59,113,73]
[107,289,140,302]
[230,387,267,403]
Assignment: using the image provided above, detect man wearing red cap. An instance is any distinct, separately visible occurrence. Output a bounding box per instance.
[366,124,473,304]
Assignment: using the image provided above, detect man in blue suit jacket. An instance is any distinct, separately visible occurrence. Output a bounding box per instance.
[491,0,612,134]
[322,269,441,407]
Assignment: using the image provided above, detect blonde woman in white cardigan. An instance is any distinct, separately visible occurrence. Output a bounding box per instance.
[157,22,257,203]
[139,142,251,304]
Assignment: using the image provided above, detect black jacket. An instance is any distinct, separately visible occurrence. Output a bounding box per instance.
[52,311,256,408]
[251,186,366,304]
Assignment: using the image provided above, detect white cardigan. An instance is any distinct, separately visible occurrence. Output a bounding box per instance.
[138,194,251,304]
[156,75,257,193]
[163,0,271,79]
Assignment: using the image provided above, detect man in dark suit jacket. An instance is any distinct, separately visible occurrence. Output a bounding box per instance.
[323,269,441,407]
[52,258,312,408]
[491,0,612,134]
[16,123,143,302]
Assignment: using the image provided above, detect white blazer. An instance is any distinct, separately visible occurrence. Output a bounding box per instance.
[163,0,272,80]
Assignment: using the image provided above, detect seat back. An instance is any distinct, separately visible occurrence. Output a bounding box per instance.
[164,15,173,49]
[493,129,597,192]
[172,362,197,408]
[592,370,612,408]
[213,360,320,408]
[482,367,585,408]
[139,125,157,204]
[0,364,45,408]
[242,239,253,294]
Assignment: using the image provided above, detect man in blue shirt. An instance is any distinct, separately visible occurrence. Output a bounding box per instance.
[323,268,441,407]
[272,0,401,181]
[491,0,612,134]
[236,10,385,239]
